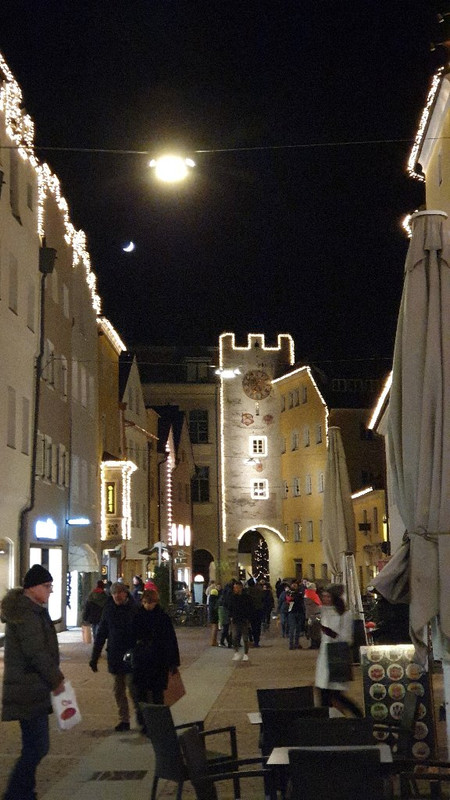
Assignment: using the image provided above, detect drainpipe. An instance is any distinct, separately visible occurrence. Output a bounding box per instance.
[18,245,56,583]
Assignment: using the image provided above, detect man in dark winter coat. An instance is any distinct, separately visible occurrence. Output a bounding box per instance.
[228,582,254,662]
[89,581,137,731]
[1,564,65,800]
[82,579,108,638]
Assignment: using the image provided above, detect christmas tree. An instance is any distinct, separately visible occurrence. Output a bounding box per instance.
[253,538,269,582]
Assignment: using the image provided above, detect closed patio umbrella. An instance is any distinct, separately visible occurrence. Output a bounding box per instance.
[372,210,450,746]
[322,426,356,580]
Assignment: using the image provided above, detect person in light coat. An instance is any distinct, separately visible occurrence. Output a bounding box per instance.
[315,584,363,717]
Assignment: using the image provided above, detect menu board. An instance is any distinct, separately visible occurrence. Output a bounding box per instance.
[360,643,435,760]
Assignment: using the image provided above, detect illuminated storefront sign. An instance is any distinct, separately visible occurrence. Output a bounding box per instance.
[35,518,57,540]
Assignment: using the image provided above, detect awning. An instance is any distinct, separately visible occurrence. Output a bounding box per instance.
[68,543,99,573]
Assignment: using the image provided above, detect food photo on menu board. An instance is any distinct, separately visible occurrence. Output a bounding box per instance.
[360,644,435,760]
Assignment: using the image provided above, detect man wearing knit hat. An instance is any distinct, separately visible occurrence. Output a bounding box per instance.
[1,564,65,800]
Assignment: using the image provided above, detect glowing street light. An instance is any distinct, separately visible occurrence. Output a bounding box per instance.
[149,155,195,183]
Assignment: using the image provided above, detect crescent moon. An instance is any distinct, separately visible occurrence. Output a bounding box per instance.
[122,241,135,252]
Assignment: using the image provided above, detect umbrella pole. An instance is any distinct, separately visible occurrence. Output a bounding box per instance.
[442,658,450,758]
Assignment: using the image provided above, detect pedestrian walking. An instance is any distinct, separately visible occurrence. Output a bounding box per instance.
[82,579,108,638]
[261,582,275,631]
[229,582,254,662]
[247,577,265,647]
[277,582,290,637]
[208,587,220,646]
[131,575,144,604]
[287,580,306,650]
[1,564,65,800]
[130,589,180,727]
[315,584,363,717]
[89,581,138,731]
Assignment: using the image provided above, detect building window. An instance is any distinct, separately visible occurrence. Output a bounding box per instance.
[309,564,316,580]
[43,340,55,386]
[293,388,299,407]
[307,520,314,542]
[251,479,269,499]
[316,424,322,444]
[7,386,16,448]
[283,480,288,498]
[80,364,87,407]
[284,523,289,541]
[318,472,324,493]
[8,254,18,314]
[303,427,310,447]
[280,395,286,412]
[35,432,45,477]
[191,466,210,502]
[27,181,33,210]
[186,359,210,382]
[293,521,301,542]
[373,506,379,537]
[250,436,267,456]
[321,563,328,579]
[57,445,66,486]
[293,477,300,497]
[10,150,20,220]
[305,474,312,495]
[288,392,293,409]
[44,435,53,481]
[319,519,323,542]
[189,409,208,443]
[21,396,30,455]
[27,280,35,331]
[291,431,299,451]
[60,356,68,399]
[302,385,308,403]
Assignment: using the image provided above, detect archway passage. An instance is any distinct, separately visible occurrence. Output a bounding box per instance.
[193,548,214,583]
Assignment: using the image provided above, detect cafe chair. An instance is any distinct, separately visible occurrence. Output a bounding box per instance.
[256,685,315,711]
[140,703,239,800]
[290,716,375,747]
[398,762,450,799]
[259,707,330,800]
[287,747,385,800]
[179,724,271,800]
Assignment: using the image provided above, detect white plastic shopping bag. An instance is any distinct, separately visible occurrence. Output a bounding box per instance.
[51,680,82,730]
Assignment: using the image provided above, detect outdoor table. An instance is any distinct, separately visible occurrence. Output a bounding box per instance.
[267,743,393,766]
[247,706,343,724]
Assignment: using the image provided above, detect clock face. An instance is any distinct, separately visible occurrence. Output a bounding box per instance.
[242,370,271,400]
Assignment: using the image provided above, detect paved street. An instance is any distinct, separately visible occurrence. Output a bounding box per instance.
[0,624,447,799]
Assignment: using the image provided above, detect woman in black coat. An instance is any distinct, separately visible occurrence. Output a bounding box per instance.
[131,589,180,711]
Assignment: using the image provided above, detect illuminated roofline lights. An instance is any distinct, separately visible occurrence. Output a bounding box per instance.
[97,317,127,354]
[351,487,374,500]
[219,332,295,366]
[368,372,392,431]
[407,67,444,181]
[0,51,111,321]
[272,364,330,440]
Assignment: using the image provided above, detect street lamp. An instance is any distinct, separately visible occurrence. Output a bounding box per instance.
[149,155,195,183]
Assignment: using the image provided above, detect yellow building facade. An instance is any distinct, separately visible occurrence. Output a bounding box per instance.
[273,367,328,584]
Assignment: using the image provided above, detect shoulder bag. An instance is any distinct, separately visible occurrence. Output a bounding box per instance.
[326,616,353,683]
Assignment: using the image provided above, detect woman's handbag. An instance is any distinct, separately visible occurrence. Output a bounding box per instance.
[81,624,92,644]
[51,680,82,730]
[327,641,353,683]
[164,669,186,706]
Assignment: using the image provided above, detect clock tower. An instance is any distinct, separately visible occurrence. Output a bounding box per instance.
[218,333,294,579]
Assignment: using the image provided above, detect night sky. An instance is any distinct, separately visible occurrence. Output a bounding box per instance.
[1,1,445,362]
